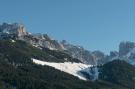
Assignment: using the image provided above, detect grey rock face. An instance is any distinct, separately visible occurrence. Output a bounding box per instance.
[92,51,106,65]
[92,51,105,61]
[0,23,27,37]
[0,23,65,51]
[4,23,135,65]
[119,41,135,57]
[61,40,104,65]
[0,23,107,65]
[110,51,119,58]
[24,33,65,50]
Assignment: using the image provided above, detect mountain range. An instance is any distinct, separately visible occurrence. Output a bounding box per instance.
[0,23,135,89]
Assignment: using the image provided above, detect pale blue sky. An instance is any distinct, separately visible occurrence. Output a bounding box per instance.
[0,0,135,54]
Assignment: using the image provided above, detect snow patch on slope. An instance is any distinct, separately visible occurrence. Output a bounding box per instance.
[11,40,16,43]
[32,58,93,80]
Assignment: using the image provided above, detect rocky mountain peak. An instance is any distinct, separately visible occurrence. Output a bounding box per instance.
[0,23,27,37]
[4,23,135,66]
[92,51,105,60]
[119,41,135,56]
[0,22,65,51]
[32,33,52,41]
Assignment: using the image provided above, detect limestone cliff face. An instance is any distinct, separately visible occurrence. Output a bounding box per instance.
[0,23,65,51]
[16,24,27,37]
[0,23,27,37]
[0,23,109,65]
[61,40,106,65]
[119,41,135,57]
[23,33,65,50]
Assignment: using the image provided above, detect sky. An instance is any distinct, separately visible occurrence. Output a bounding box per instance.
[0,0,135,54]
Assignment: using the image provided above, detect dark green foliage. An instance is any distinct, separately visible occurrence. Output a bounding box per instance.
[42,48,80,62]
[99,60,135,88]
[0,39,80,63]
[0,39,134,89]
[0,57,117,89]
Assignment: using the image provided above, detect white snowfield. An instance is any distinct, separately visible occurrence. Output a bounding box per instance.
[32,58,92,80]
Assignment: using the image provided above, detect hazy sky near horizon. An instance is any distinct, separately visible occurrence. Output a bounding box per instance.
[0,0,135,54]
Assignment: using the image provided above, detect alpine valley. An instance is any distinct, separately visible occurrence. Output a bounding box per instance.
[0,23,135,89]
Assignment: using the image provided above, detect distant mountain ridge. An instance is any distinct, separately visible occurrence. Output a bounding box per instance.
[0,23,65,50]
[1,23,135,89]
[0,23,105,65]
[1,23,135,66]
